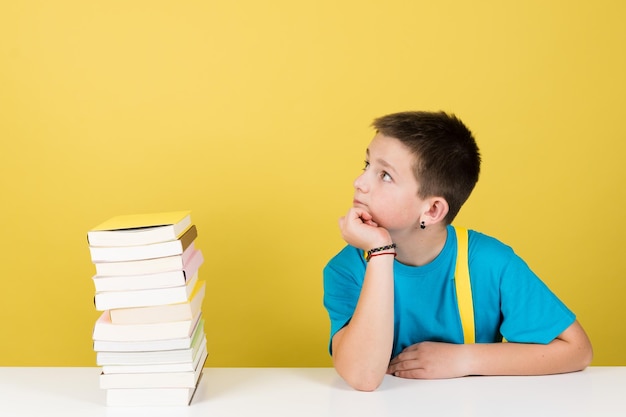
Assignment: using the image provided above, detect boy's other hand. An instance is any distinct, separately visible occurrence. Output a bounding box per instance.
[387,341,469,380]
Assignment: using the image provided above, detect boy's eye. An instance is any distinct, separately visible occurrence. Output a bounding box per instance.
[362,160,370,171]
[381,171,392,182]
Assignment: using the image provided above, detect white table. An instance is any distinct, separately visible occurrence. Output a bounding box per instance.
[0,367,624,416]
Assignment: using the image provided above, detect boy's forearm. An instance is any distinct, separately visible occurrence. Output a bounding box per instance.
[332,256,395,391]
[388,321,592,379]
[466,321,593,377]
[465,342,586,377]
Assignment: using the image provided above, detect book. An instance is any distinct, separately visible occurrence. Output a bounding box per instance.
[93,310,201,342]
[94,242,196,277]
[96,329,206,366]
[109,279,205,324]
[94,271,199,311]
[88,224,197,263]
[105,377,202,406]
[92,248,204,292]
[99,347,207,389]
[101,343,208,375]
[93,318,204,352]
[87,210,192,247]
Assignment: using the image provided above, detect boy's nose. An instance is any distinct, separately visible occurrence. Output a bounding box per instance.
[353,172,368,192]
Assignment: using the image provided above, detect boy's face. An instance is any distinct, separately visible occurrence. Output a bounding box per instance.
[353,134,425,232]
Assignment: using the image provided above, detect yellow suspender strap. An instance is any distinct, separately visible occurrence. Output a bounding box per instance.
[454,226,475,344]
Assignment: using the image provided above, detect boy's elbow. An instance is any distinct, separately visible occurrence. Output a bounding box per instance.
[567,327,594,372]
[344,373,384,392]
[332,348,386,391]
[334,361,385,391]
[577,340,594,371]
[560,320,594,372]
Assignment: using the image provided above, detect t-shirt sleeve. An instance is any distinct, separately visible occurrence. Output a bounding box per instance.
[498,252,576,344]
[322,247,365,354]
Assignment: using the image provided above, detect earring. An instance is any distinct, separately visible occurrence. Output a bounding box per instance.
[420,221,426,230]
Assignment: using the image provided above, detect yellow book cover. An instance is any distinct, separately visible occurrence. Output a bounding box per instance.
[90,210,191,232]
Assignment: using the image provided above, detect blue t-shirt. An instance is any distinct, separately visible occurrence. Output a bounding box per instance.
[323,225,575,358]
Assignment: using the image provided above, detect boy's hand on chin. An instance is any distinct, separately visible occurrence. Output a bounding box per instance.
[339,207,391,250]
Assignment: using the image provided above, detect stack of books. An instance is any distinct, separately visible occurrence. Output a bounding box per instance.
[87,211,208,407]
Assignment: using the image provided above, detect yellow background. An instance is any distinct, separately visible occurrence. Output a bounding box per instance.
[1,1,625,367]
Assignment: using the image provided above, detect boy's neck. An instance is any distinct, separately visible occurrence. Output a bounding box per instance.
[393,225,448,267]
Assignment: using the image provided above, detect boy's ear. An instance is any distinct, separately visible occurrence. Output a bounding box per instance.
[423,197,449,225]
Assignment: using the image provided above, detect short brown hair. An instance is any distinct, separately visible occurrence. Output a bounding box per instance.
[372,111,481,223]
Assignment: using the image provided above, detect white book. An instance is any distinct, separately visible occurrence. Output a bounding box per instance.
[93,318,204,352]
[87,211,192,247]
[94,243,196,277]
[93,310,201,342]
[106,386,199,406]
[100,348,207,389]
[89,225,197,262]
[109,280,205,325]
[92,249,203,292]
[97,331,206,366]
[102,343,207,375]
[94,272,199,311]
[105,369,203,406]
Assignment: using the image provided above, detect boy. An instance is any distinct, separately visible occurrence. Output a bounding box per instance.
[323,111,593,391]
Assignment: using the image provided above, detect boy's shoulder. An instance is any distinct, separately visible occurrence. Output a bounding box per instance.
[463,228,533,277]
[465,227,517,258]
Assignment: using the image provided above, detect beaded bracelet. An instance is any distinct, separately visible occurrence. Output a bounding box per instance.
[366,243,397,261]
